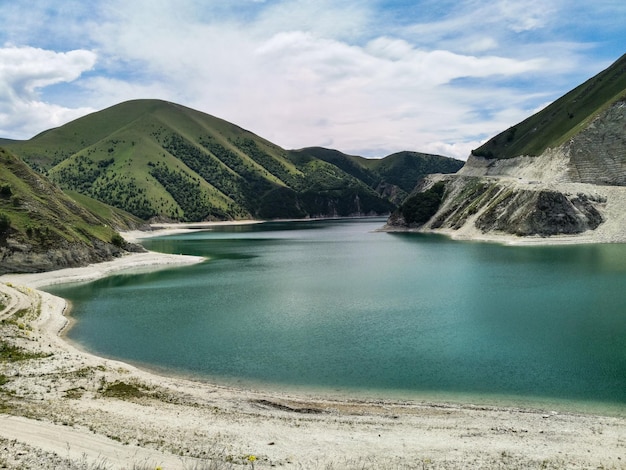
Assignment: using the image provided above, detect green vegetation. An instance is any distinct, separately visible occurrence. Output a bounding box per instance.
[100,380,148,399]
[3,99,463,222]
[0,147,140,274]
[149,162,229,221]
[472,52,626,159]
[64,190,143,230]
[0,212,9,235]
[367,151,464,193]
[0,341,49,362]
[233,136,301,188]
[0,183,12,197]
[396,181,447,226]
[111,233,126,248]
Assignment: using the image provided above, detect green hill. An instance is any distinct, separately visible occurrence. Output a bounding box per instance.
[0,148,142,274]
[366,151,465,193]
[290,147,464,206]
[4,100,463,221]
[472,52,626,159]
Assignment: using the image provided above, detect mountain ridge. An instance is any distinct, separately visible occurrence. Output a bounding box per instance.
[3,100,463,221]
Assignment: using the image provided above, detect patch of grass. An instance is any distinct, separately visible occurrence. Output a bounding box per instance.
[12,307,28,319]
[0,341,50,362]
[100,380,148,399]
[73,367,95,378]
[63,387,86,399]
[1,313,33,332]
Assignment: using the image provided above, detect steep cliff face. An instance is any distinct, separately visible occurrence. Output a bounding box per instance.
[405,175,607,237]
[386,98,626,242]
[0,238,128,275]
[460,100,626,186]
[564,101,626,185]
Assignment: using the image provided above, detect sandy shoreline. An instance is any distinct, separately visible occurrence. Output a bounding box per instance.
[1,222,625,469]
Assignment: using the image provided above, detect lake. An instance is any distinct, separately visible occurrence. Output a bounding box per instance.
[47,218,626,413]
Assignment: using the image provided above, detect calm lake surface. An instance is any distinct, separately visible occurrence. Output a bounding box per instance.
[47,218,626,412]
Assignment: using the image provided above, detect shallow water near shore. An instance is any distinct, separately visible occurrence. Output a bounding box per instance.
[47,218,626,414]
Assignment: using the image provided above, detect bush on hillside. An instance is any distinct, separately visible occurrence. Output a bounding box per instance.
[399,181,447,226]
[0,213,10,236]
[111,233,126,248]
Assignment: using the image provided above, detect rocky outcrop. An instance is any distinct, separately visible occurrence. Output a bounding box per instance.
[393,175,607,238]
[460,100,626,186]
[385,98,626,242]
[473,187,604,236]
[0,239,134,275]
[564,101,626,185]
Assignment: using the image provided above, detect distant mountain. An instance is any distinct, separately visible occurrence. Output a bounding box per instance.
[0,148,142,274]
[388,53,626,241]
[3,100,463,221]
[289,147,464,206]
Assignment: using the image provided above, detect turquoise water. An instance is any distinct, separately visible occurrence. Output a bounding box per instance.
[47,218,626,410]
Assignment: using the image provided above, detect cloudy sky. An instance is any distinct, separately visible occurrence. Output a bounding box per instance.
[0,1,624,159]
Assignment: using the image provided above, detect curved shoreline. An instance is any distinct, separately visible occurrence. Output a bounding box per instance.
[1,226,625,468]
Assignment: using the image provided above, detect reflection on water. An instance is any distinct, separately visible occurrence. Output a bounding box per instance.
[47,218,626,411]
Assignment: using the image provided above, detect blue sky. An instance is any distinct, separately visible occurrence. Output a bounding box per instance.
[0,0,624,159]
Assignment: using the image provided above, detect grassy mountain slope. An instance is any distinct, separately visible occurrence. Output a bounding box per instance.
[472,52,626,159]
[5,100,304,220]
[0,148,141,274]
[4,100,463,221]
[289,148,464,205]
[366,151,465,193]
[288,147,379,186]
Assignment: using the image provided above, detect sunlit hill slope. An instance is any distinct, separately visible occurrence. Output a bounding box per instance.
[2,100,463,221]
[0,148,142,274]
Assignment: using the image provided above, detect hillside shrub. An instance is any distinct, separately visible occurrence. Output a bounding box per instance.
[149,163,227,221]
[111,233,126,248]
[0,213,10,235]
[399,182,447,226]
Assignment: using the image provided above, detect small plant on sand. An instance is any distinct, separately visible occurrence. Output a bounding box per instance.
[101,380,148,399]
[0,341,49,362]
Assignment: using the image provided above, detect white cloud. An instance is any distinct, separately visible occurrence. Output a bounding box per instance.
[79,0,556,159]
[0,46,95,95]
[253,0,372,41]
[0,0,622,161]
[494,0,558,33]
[0,45,97,138]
